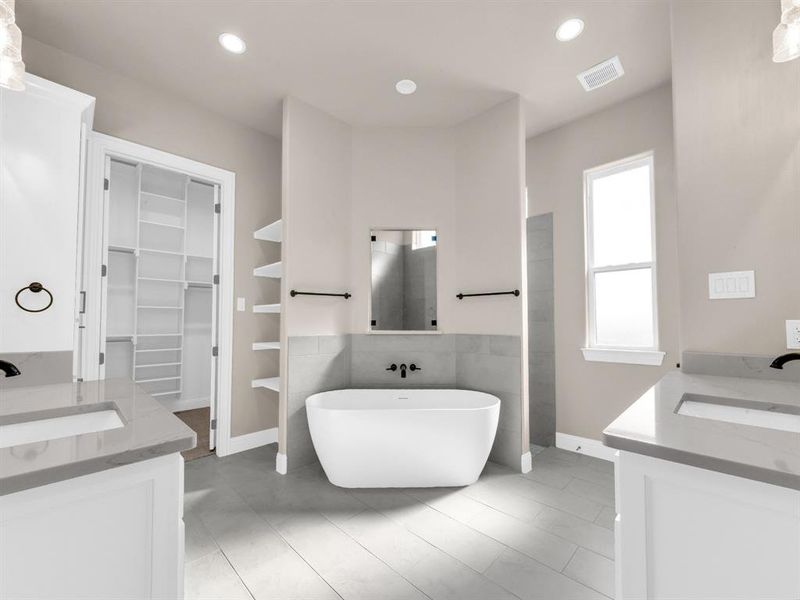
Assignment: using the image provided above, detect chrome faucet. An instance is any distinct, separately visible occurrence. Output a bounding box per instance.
[769,353,800,370]
[0,360,21,377]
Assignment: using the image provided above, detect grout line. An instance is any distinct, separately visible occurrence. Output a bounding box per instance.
[321,509,436,600]
[217,548,257,600]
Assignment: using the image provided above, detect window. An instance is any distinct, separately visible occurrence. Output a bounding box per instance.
[411,230,437,250]
[582,152,664,366]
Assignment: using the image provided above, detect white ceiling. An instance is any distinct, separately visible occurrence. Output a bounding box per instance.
[18,0,672,139]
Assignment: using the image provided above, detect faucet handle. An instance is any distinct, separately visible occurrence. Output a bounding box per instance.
[386,364,398,372]
[409,364,422,371]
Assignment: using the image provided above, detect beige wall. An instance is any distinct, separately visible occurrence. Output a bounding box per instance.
[350,127,456,332]
[22,37,282,437]
[282,97,528,458]
[282,97,353,337]
[671,1,800,355]
[526,84,679,441]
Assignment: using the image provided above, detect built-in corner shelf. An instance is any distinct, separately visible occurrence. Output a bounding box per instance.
[252,303,281,313]
[251,377,280,392]
[253,219,282,243]
[253,261,282,279]
[253,218,282,421]
[252,342,280,351]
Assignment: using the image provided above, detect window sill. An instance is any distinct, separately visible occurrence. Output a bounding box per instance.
[581,347,665,366]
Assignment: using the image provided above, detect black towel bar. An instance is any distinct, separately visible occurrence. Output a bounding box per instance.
[290,290,351,299]
[456,289,519,300]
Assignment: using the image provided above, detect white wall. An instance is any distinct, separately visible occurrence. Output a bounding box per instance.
[671,1,800,355]
[526,85,679,441]
[453,98,527,337]
[0,75,94,354]
[350,127,456,331]
[282,97,353,337]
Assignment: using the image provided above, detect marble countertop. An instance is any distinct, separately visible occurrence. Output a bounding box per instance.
[603,370,800,490]
[0,379,196,495]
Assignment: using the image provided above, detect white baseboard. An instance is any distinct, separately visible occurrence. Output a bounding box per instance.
[227,427,278,455]
[555,432,616,462]
[276,452,287,475]
[520,451,532,473]
[157,396,209,413]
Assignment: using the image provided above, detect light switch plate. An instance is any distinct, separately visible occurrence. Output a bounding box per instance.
[787,320,800,350]
[237,297,246,312]
[708,270,755,299]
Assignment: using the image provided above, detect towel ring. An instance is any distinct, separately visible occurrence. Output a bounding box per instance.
[15,282,53,313]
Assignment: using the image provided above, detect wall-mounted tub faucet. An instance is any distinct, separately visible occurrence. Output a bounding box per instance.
[386,363,422,379]
[0,360,21,377]
[769,353,800,370]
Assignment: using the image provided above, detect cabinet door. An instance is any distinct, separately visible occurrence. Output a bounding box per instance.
[0,78,90,354]
[0,454,184,600]
[616,451,800,600]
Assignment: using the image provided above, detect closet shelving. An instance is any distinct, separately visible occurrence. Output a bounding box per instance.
[252,218,282,391]
[104,160,217,412]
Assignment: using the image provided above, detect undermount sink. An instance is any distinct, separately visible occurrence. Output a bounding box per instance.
[677,393,800,433]
[0,408,124,449]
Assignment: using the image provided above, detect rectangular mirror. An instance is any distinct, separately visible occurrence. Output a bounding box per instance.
[370,230,437,331]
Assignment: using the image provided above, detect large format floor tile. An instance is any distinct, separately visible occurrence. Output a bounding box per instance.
[184,445,617,600]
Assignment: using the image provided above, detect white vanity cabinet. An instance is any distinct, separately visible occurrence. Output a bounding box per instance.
[0,454,185,600]
[614,450,800,600]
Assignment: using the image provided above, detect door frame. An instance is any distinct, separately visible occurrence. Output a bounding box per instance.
[82,132,236,456]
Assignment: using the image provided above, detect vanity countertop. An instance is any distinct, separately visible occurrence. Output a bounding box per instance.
[603,370,800,490]
[0,378,196,495]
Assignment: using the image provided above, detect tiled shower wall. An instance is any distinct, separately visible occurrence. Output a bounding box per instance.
[527,213,556,446]
[285,334,524,472]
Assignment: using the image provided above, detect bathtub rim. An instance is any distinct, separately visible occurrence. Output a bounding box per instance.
[305,388,501,412]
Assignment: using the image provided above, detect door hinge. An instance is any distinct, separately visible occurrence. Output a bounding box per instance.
[99,352,105,365]
[214,203,221,214]
[212,346,218,357]
[101,264,107,277]
[104,178,109,191]
[213,274,219,285]
[77,377,84,382]
[210,418,217,430]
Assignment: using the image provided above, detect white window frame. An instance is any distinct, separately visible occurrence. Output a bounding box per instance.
[581,151,664,366]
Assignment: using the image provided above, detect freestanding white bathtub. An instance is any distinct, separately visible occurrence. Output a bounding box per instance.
[306,389,499,488]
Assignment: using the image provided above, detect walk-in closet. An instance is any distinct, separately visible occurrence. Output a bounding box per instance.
[101,159,218,429]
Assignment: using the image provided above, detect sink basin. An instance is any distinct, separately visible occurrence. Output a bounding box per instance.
[0,409,124,448]
[677,393,800,433]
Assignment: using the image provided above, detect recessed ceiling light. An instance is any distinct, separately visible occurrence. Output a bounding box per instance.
[395,79,417,95]
[555,18,584,42]
[219,33,246,54]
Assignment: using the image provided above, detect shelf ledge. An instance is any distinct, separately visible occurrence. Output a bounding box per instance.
[251,377,280,392]
[253,261,282,278]
[252,342,280,351]
[254,219,282,242]
[253,303,281,314]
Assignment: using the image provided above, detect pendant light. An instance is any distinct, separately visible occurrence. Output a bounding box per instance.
[0,0,25,91]
[774,0,800,63]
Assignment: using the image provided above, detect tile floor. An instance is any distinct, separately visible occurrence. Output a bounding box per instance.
[184,445,615,600]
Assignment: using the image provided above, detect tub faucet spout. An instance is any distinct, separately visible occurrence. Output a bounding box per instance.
[0,360,21,377]
[399,364,407,378]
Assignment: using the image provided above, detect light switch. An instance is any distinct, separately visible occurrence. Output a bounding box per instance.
[787,320,800,350]
[237,297,246,312]
[708,271,755,299]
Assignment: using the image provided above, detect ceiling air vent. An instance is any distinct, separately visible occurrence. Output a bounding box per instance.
[577,56,625,91]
